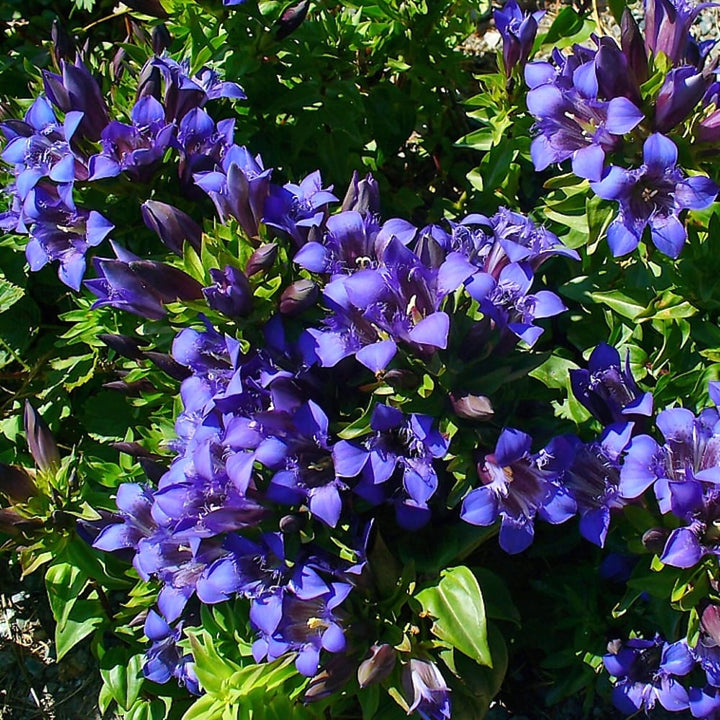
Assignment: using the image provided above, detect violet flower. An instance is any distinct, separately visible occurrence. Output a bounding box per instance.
[0,96,86,201]
[603,636,694,714]
[194,145,272,238]
[644,0,714,67]
[569,343,653,426]
[263,170,338,246]
[42,58,110,142]
[402,659,451,720]
[494,0,544,78]
[591,133,718,257]
[460,428,576,554]
[88,96,175,183]
[203,265,253,318]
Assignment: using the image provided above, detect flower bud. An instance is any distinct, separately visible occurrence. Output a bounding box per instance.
[304,655,354,702]
[123,0,169,18]
[203,265,253,318]
[246,243,278,276]
[128,260,204,302]
[51,19,75,65]
[274,0,310,41]
[357,644,396,688]
[141,200,202,256]
[152,25,172,55]
[139,457,167,484]
[383,369,420,390]
[279,513,307,533]
[279,279,318,315]
[0,464,38,503]
[620,9,648,85]
[99,333,146,361]
[0,508,42,535]
[144,351,193,381]
[341,171,380,215]
[110,442,159,459]
[137,64,162,102]
[450,393,494,421]
[642,527,669,554]
[24,401,60,472]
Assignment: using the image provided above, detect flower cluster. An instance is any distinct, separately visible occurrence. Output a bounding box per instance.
[521,0,719,257]
[0,55,244,289]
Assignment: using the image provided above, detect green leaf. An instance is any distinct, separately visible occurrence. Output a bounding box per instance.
[55,598,105,660]
[589,290,646,320]
[182,694,224,720]
[45,563,86,629]
[0,277,24,314]
[415,566,491,666]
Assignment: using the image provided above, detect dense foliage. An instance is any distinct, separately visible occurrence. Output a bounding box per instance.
[4,0,720,718]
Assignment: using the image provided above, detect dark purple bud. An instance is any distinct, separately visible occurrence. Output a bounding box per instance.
[642,527,670,554]
[620,9,648,85]
[279,279,318,315]
[245,243,278,276]
[139,457,168,484]
[450,393,494,421]
[0,508,42,535]
[203,265,253,318]
[141,200,202,256]
[123,0,169,18]
[357,644,396,688]
[127,260,204,302]
[0,464,38,502]
[102,378,157,395]
[110,441,161,459]
[99,333,146,361]
[23,401,60,472]
[383,369,420,390]
[144,351,193,380]
[111,47,127,83]
[274,0,310,41]
[341,171,380,215]
[51,20,74,65]
[152,25,172,55]
[303,655,354,702]
[137,65,162,103]
[279,513,307,533]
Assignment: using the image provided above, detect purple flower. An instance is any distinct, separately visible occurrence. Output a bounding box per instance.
[549,423,632,547]
[460,428,575,554]
[43,58,110,142]
[692,604,720,687]
[591,133,718,257]
[151,56,246,123]
[619,406,720,513]
[88,96,175,183]
[203,265,253,318]
[525,63,644,180]
[177,108,235,186]
[494,0,544,78]
[644,0,712,67]
[0,96,86,201]
[263,170,338,246]
[194,145,272,238]
[333,404,448,529]
[402,659,451,720]
[143,610,200,694]
[655,66,712,133]
[23,185,114,290]
[85,243,203,318]
[569,343,653,426]
[141,200,202,256]
[603,636,694,714]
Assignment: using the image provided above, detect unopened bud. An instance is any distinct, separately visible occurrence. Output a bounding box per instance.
[341,171,380,215]
[641,527,669,555]
[274,0,310,41]
[99,333,146,361]
[152,24,172,55]
[450,393,494,420]
[137,65,162,102]
[383,369,419,390]
[279,279,318,315]
[0,464,38,502]
[24,401,60,472]
[139,457,167,483]
[279,513,307,533]
[357,644,396,688]
[246,243,278,276]
[144,352,193,381]
[128,260,204,302]
[0,508,42,535]
[203,265,253,318]
[110,442,159,459]
[141,200,202,256]
[51,19,75,64]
